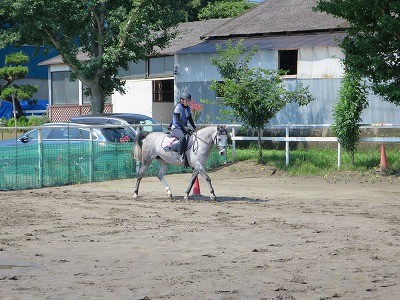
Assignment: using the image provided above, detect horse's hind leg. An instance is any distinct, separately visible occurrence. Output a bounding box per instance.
[133,162,150,199]
[157,161,172,199]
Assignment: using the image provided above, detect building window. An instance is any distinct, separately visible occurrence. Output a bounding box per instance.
[51,71,79,105]
[148,56,174,77]
[278,50,298,76]
[153,79,174,102]
[118,60,146,79]
[130,60,147,78]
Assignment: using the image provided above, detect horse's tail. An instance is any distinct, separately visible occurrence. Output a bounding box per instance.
[133,131,150,162]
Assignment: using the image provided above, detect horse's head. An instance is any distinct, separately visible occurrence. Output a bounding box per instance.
[215,125,229,156]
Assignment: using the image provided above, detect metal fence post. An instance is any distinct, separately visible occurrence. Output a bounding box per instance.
[231,127,236,161]
[285,125,289,166]
[89,127,94,182]
[38,128,43,187]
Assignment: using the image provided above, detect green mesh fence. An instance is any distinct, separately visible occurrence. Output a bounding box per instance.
[0,140,226,191]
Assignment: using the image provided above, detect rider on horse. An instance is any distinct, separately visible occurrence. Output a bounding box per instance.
[171,92,196,162]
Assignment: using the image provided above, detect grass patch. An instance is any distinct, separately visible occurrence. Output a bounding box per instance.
[228,147,400,176]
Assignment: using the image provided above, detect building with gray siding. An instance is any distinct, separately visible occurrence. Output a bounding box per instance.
[39,0,400,124]
[175,0,400,125]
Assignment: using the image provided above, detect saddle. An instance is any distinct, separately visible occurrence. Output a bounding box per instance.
[161,134,192,152]
[161,135,180,152]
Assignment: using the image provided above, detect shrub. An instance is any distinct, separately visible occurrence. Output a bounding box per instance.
[7,116,28,127]
[28,115,49,126]
[332,72,368,164]
[4,115,48,127]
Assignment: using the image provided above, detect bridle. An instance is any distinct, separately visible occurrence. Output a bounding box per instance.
[213,127,228,152]
[191,126,228,152]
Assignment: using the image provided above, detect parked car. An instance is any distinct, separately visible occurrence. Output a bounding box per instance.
[0,122,136,147]
[70,113,167,133]
[0,122,137,188]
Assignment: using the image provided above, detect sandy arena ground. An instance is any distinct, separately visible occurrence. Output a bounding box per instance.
[0,161,399,300]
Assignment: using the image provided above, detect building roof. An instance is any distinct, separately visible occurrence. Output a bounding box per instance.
[157,18,231,55]
[38,51,88,66]
[38,18,231,66]
[205,0,348,39]
[38,0,348,66]
[178,32,346,54]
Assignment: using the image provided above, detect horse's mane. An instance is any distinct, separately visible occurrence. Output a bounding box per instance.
[197,125,218,134]
[197,125,227,136]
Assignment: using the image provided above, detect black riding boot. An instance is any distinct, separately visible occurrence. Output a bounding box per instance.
[178,136,186,162]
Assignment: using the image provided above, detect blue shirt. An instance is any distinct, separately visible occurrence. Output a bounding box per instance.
[172,103,191,129]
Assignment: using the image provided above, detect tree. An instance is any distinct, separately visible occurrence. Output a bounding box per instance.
[0,0,186,113]
[0,52,38,119]
[210,41,314,162]
[183,0,255,21]
[332,72,368,165]
[314,0,400,104]
[198,1,255,20]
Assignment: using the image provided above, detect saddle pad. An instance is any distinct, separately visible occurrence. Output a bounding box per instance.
[161,135,177,151]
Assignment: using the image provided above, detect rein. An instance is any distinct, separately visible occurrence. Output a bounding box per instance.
[191,127,228,153]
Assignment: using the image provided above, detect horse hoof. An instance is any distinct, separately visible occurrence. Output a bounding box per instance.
[183,194,189,200]
[210,195,217,201]
[165,187,172,199]
[133,193,138,199]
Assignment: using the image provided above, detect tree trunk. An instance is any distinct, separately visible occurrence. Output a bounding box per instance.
[4,96,24,119]
[257,127,263,163]
[88,84,105,113]
[77,75,105,114]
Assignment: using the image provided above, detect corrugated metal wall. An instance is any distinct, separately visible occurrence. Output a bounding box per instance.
[176,46,400,125]
[181,79,400,125]
[298,47,344,78]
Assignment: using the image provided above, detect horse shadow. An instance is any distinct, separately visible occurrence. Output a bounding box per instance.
[180,195,270,203]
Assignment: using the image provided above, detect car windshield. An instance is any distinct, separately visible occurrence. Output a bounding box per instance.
[46,127,91,140]
[139,119,157,132]
[21,128,52,140]
[100,127,135,143]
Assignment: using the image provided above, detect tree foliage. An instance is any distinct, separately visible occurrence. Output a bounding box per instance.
[0,52,38,119]
[183,0,255,21]
[198,1,255,20]
[315,0,400,104]
[210,41,314,162]
[332,72,368,165]
[0,0,185,113]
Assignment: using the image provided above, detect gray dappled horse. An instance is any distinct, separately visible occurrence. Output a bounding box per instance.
[133,125,228,200]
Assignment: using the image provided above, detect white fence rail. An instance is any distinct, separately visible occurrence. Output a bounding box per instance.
[227,124,400,169]
[2,122,400,170]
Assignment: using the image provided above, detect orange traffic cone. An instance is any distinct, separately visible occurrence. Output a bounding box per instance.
[192,176,201,195]
[380,145,389,171]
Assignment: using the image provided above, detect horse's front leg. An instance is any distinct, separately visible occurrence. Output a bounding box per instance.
[184,169,199,200]
[199,168,217,201]
[157,161,172,199]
